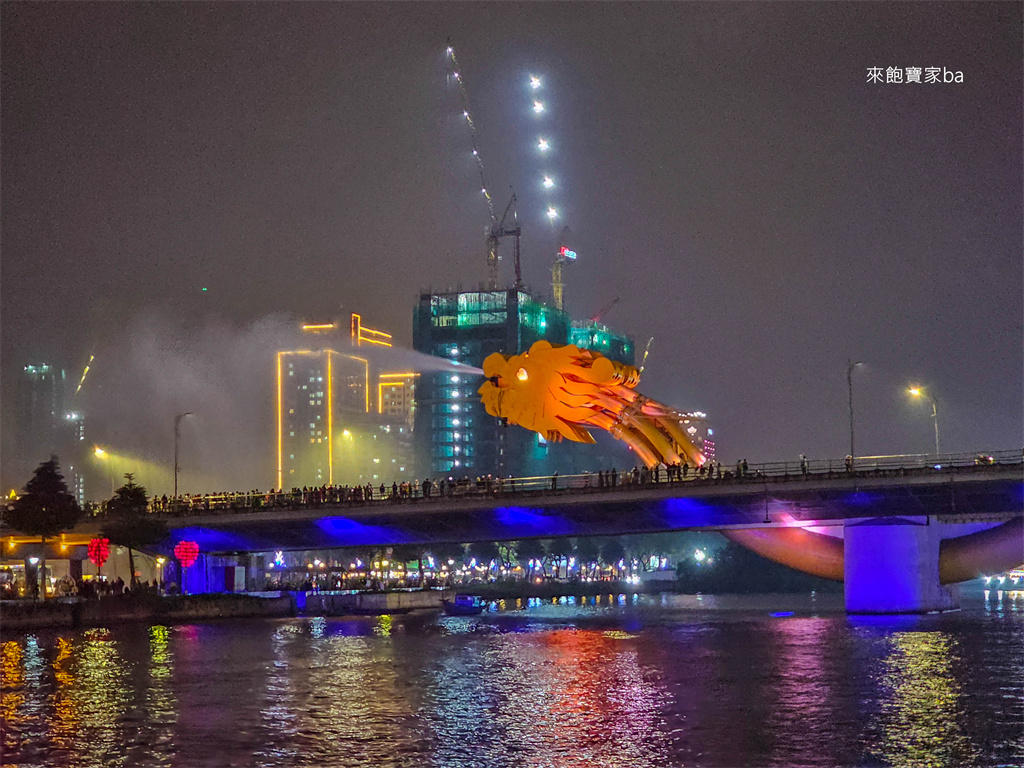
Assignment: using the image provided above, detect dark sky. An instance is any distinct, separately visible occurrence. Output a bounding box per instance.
[2,2,1021,490]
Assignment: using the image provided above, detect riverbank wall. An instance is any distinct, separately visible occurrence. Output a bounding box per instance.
[1,593,296,633]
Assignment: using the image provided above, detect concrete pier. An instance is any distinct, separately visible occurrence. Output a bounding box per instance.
[844,516,958,614]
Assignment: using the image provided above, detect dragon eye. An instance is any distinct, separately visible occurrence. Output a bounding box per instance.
[516,368,529,382]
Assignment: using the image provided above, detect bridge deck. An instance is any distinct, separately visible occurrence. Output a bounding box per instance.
[69,463,1024,553]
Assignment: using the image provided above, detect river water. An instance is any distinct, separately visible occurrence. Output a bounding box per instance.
[2,590,1022,768]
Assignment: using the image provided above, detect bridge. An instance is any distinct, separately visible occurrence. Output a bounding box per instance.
[66,451,1024,614]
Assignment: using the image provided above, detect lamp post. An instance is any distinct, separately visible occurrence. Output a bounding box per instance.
[173,412,194,498]
[847,360,863,468]
[908,386,940,459]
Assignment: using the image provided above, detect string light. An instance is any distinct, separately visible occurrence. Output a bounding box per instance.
[538,138,549,151]
[530,76,541,89]
[547,207,558,219]
[543,176,554,188]
[533,101,545,114]
[447,42,495,221]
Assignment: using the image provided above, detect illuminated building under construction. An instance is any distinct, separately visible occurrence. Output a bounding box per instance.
[413,289,638,477]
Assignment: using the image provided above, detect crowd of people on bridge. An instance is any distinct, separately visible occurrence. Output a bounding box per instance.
[80,452,998,520]
[88,460,737,518]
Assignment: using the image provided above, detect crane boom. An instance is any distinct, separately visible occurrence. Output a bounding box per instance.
[590,297,619,324]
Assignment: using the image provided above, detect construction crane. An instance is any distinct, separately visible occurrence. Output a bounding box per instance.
[589,297,619,324]
[551,226,576,310]
[445,42,524,291]
[487,192,522,290]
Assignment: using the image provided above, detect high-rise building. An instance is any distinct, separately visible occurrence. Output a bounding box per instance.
[18,364,66,464]
[276,348,371,488]
[276,316,419,489]
[413,289,636,478]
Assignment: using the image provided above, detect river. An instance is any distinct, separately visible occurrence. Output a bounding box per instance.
[2,589,1022,767]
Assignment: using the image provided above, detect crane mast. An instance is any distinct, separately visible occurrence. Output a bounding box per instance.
[487,193,521,290]
[551,226,576,310]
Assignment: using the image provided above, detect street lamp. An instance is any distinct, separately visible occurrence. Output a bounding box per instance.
[907,386,940,459]
[173,412,194,498]
[847,360,864,467]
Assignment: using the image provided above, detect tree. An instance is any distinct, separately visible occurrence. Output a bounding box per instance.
[515,538,546,579]
[575,537,601,579]
[546,537,573,579]
[101,474,167,590]
[4,456,82,599]
[600,538,627,578]
[427,542,466,586]
[467,541,500,578]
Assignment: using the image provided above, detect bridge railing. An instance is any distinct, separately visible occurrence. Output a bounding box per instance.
[76,449,1020,519]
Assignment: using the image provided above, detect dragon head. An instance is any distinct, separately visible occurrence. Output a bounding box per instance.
[478,340,642,444]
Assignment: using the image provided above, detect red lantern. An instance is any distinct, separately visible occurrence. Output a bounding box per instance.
[174,540,200,569]
[88,538,110,568]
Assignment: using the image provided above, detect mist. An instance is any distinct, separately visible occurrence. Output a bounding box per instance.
[81,312,480,497]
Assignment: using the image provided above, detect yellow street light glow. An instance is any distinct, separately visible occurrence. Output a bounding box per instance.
[342,429,352,438]
[908,386,922,397]
[94,447,108,459]
[327,351,334,485]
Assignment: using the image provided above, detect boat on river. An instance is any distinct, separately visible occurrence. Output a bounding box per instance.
[442,594,486,615]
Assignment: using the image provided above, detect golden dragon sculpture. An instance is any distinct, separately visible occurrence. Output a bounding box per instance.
[478,340,706,469]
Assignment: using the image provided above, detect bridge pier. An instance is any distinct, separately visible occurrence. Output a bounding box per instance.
[844,517,958,614]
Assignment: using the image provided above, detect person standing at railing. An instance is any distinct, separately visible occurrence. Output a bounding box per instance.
[800,454,808,475]
[551,472,558,491]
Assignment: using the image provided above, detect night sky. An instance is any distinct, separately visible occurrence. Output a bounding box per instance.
[2,3,1021,492]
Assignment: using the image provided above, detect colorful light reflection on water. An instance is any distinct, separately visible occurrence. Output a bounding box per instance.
[0,593,1021,767]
